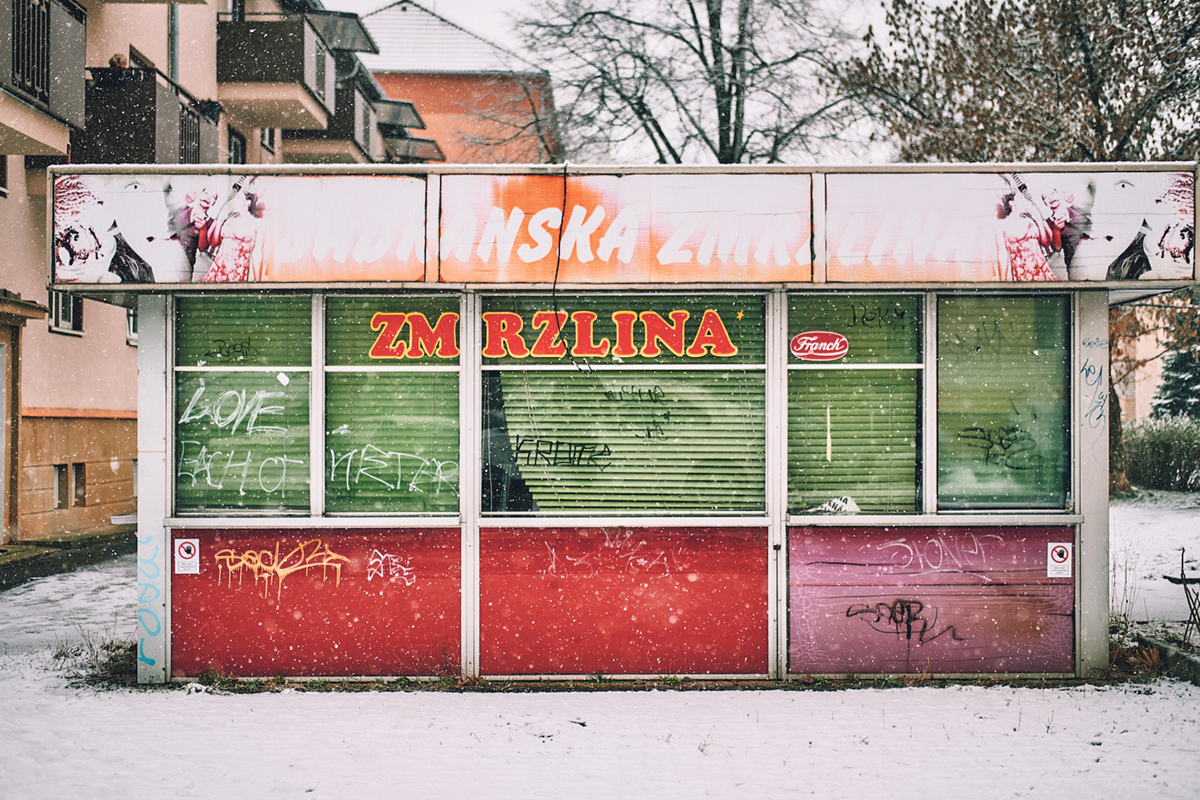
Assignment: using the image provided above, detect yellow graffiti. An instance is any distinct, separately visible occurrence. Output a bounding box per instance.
[214,539,349,600]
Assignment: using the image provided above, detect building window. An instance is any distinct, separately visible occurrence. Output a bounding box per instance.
[126,308,138,346]
[481,294,766,515]
[260,127,276,154]
[787,294,923,514]
[325,296,460,513]
[174,296,312,512]
[359,95,372,149]
[228,128,246,165]
[72,463,86,507]
[0,156,8,198]
[54,464,69,509]
[937,296,1070,509]
[49,291,83,334]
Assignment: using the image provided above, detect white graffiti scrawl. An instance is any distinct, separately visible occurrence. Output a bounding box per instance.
[367,550,416,585]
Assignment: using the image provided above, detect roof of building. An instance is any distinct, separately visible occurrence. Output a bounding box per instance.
[359,0,536,74]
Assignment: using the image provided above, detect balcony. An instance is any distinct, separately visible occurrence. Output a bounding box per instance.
[281,80,377,163]
[383,134,445,164]
[217,14,338,131]
[70,68,219,164]
[0,0,85,155]
[379,102,443,163]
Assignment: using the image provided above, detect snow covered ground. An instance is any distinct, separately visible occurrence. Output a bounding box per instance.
[1,495,1197,799]
[1110,490,1200,624]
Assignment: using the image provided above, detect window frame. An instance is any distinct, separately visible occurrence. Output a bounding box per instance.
[785,292,925,515]
[49,290,83,335]
[479,291,770,518]
[165,290,1077,524]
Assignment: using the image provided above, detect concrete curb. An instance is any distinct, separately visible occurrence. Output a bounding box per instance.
[1134,633,1200,687]
[0,531,136,592]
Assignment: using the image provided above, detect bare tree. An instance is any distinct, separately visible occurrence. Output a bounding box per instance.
[838,0,1200,487]
[838,0,1200,163]
[515,0,857,163]
[449,72,565,164]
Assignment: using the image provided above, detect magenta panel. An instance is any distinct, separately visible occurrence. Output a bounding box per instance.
[171,529,460,677]
[481,527,769,675]
[789,527,1074,674]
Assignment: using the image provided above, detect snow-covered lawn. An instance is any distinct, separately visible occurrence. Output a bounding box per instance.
[0,494,1197,799]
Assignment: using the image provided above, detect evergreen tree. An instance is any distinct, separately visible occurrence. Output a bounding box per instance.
[1152,349,1200,420]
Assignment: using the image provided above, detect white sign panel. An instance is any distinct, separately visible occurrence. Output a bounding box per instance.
[174,538,200,575]
[1047,542,1073,578]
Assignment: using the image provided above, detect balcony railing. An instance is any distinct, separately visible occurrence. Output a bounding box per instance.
[217,14,337,121]
[1,0,85,128]
[71,67,219,164]
[11,0,49,102]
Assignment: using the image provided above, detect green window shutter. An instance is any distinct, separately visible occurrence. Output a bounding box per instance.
[787,295,922,514]
[324,297,461,514]
[325,372,459,513]
[326,297,461,367]
[176,296,311,367]
[175,371,310,510]
[787,295,922,363]
[174,296,312,512]
[482,295,766,514]
[788,370,920,513]
[937,296,1069,509]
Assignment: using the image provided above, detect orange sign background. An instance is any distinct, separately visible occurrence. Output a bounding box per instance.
[438,173,813,283]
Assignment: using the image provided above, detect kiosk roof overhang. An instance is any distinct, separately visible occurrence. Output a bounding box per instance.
[48,162,1198,307]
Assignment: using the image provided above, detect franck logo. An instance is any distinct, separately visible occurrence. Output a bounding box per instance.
[790,331,849,361]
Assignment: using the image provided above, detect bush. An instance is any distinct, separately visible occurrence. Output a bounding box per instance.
[1122,415,1200,491]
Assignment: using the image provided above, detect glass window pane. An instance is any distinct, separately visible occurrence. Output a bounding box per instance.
[176,295,311,367]
[937,296,1069,509]
[326,296,460,367]
[787,295,922,514]
[175,295,312,512]
[789,369,920,513]
[325,372,459,513]
[324,296,461,514]
[482,295,766,514]
[485,368,765,514]
[788,295,921,363]
[175,371,310,510]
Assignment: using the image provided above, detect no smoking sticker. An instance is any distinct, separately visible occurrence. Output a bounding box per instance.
[1047,542,1072,578]
[175,539,200,574]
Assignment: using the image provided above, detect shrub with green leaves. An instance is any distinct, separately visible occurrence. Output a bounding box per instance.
[1122,415,1200,491]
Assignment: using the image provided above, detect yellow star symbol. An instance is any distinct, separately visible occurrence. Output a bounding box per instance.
[736,310,745,320]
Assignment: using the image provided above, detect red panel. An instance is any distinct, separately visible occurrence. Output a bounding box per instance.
[171,529,460,678]
[480,527,768,675]
[789,527,1074,674]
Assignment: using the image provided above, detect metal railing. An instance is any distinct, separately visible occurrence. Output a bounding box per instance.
[11,0,50,103]
[179,103,201,164]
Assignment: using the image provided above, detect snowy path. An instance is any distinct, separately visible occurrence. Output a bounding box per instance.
[0,654,1197,798]
[1,499,1199,798]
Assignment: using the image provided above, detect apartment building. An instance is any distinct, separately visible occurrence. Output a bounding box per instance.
[0,0,436,544]
[362,0,558,164]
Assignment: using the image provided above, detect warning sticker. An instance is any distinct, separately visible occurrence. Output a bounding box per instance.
[1047,542,1072,578]
[175,539,200,574]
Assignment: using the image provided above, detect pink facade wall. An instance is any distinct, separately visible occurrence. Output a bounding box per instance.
[789,526,1074,674]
